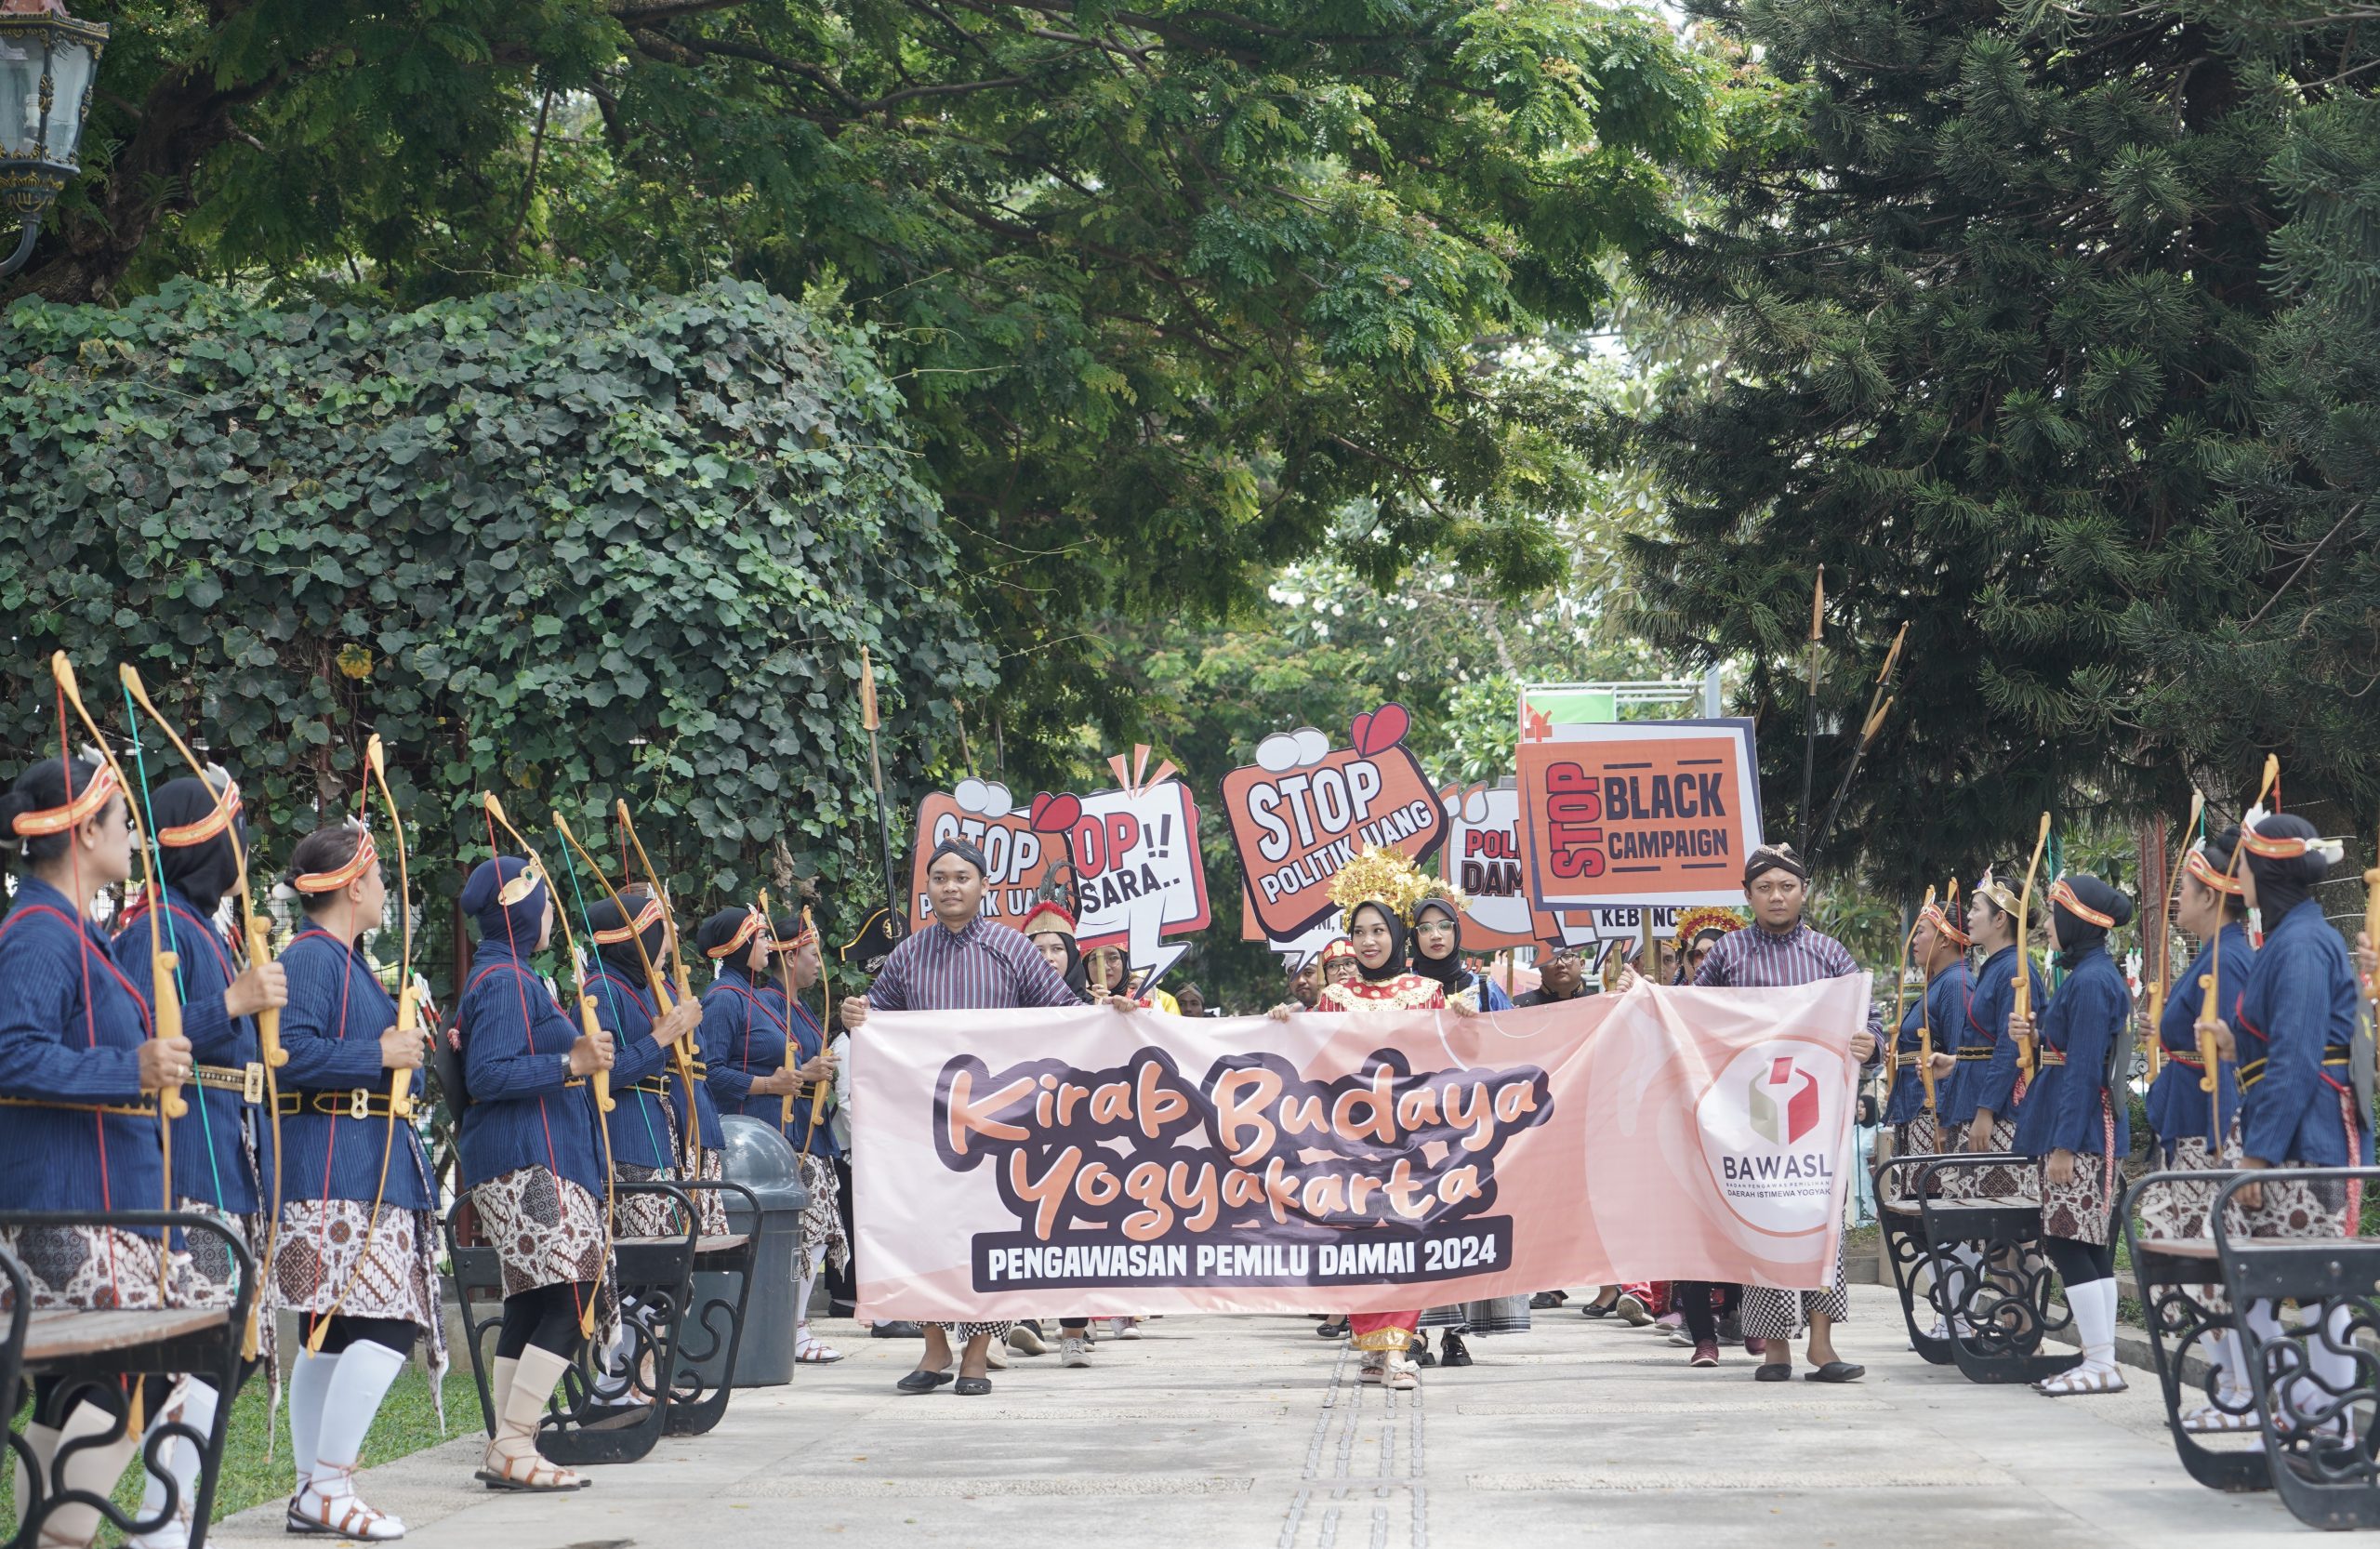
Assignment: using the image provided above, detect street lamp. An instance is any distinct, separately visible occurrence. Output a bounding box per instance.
[0,0,107,281]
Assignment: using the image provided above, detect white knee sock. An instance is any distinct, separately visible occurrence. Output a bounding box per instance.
[2305,1301,2359,1415]
[2207,1327,2249,1400]
[797,1271,818,1336]
[2071,1277,2117,1367]
[313,1342,407,1496]
[46,1397,141,1549]
[130,1378,216,1546]
[286,1347,337,1492]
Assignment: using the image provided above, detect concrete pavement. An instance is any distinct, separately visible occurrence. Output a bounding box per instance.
[214,1288,2322,1547]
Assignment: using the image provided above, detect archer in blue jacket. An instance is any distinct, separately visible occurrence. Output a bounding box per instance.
[1885,891,1970,1155]
[453,853,615,1495]
[2006,872,2135,1397]
[2147,836,2249,1163]
[1948,867,2046,1154]
[584,886,704,1237]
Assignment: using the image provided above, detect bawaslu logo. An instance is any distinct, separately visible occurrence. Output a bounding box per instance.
[1695,1041,1845,1237]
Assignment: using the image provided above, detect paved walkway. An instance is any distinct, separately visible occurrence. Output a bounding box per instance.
[216,1288,2321,1547]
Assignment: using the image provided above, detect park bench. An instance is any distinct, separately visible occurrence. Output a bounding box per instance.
[447,1181,752,1467]
[1874,1153,1957,1367]
[1,1211,254,1549]
[2205,1168,2380,1530]
[1913,1155,2082,1385]
[2118,1172,2269,1495]
[662,1181,757,1437]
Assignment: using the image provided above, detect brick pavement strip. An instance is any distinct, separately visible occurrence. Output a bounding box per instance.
[209,1287,2318,1548]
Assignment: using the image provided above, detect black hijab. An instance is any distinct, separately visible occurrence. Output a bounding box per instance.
[152,775,245,915]
[1057,936,1090,1001]
[2243,814,2331,927]
[2050,872,2134,970]
[588,887,667,984]
[1408,896,1466,994]
[695,905,763,981]
[1349,900,1410,984]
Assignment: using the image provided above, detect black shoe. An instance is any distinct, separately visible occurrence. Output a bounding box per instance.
[895,1369,954,1394]
[1580,1301,1617,1319]
[829,1302,858,1319]
[871,1320,926,1339]
[954,1376,993,1396]
[1530,1291,1564,1310]
[1316,1319,1349,1339]
[1440,1331,1473,1368]
[1409,1335,1436,1368]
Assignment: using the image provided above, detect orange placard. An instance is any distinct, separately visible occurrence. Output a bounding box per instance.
[1221,706,1448,945]
[1516,720,1765,910]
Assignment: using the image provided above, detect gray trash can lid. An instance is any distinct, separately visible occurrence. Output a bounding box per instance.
[715,1114,805,1203]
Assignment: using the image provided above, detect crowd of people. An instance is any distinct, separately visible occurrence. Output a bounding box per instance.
[1,720,2373,1544]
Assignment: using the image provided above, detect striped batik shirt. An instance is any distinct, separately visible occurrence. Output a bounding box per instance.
[1692,917,1884,1055]
[865,916,1082,1013]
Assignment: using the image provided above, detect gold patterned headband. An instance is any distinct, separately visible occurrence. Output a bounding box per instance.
[593,893,664,945]
[294,827,378,894]
[157,778,241,850]
[2048,877,2114,930]
[705,907,765,960]
[11,764,120,838]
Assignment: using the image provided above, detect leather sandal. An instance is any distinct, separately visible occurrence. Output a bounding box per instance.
[476,1446,587,1493]
[286,1470,406,1539]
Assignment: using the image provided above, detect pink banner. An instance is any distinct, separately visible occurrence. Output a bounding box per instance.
[852,978,1871,1320]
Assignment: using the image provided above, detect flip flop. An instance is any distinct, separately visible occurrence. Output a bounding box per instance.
[1753,1363,1794,1383]
[895,1369,955,1394]
[1805,1361,1866,1384]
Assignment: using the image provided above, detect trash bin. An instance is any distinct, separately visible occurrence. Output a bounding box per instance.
[689,1115,809,1388]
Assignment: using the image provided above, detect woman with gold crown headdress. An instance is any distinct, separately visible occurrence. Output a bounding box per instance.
[1267,847,1455,1389]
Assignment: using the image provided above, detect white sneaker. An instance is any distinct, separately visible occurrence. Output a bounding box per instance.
[1008,1324,1049,1357]
[1615,1293,1652,1327]
[1107,1317,1141,1341]
[985,1344,1010,1370]
[1061,1337,1091,1369]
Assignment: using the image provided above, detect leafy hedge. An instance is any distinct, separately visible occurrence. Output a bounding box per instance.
[0,278,988,986]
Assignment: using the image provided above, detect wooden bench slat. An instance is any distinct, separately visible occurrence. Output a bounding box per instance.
[25,1306,228,1360]
[2141,1237,2220,1260]
[694,1235,747,1253]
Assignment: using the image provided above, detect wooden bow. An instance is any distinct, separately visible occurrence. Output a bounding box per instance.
[758,889,805,1132]
[51,653,180,1309]
[119,665,286,1357]
[2011,813,2051,1079]
[2202,755,2281,1131]
[615,801,703,1179]
[308,735,415,1354]
[556,810,701,1183]
[485,792,615,1333]
[796,906,831,1160]
[1891,886,1933,1117]
[2144,792,2204,1088]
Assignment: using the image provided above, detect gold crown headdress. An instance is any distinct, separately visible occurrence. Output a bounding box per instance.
[1328,846,1436,929]
[1673,906,1746,947]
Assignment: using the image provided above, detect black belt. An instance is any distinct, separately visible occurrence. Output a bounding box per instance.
[1953,1045,1995,1063]
[0,1094,159,1118]
[2239,1047,2351,1091]
[628,1077,672,1098]
[194,1063,268,1104]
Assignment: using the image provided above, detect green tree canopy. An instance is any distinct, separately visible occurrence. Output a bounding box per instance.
[0,278,982,990]
[11,0,1721,784]
[1627,0,2327,887]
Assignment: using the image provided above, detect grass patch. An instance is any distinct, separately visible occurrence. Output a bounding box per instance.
[6,1357,479,1542]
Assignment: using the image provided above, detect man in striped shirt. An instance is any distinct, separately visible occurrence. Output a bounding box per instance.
[1684,843,1881,1383]
[840,836,1135,1394]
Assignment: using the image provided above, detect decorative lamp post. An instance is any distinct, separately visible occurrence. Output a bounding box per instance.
[0,0,107,281]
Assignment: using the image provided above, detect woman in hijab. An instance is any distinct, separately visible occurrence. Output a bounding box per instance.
[1408,894,1514,1013]
[2005,872,2134,1396]
[0,755,194,1549]
[1268,849,1474,1389]
[1021,900,1092,1002]
[109,774,289,1541]
[2202,810,2372,1431]
[452,854,615,1493]
[1411,892,1523,1367]
[583,887,704,1244]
